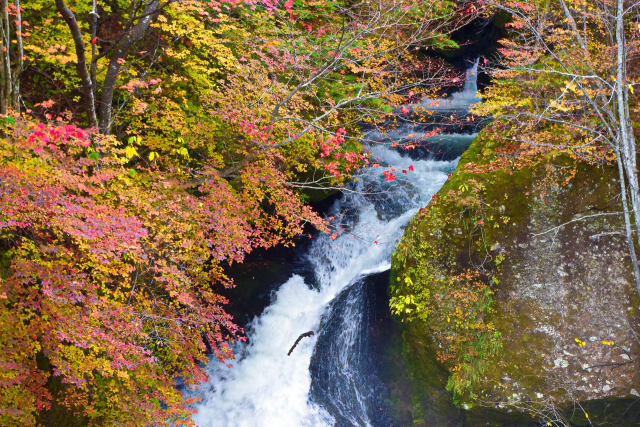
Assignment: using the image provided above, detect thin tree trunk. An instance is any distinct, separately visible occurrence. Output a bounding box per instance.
[616,148,640,295]
[89,0,99,96]
[55,0,98,128]
[615,0,640,261]
[0,2,5,114]
[98,0,158,134]
[12,0,23,111]
[98,54,123,134]
[1,0,11,113]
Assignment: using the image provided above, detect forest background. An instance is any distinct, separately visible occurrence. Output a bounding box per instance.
[1,0,639,425]
[0,0,473,424]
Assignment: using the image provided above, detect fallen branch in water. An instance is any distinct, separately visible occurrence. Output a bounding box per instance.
[287,331,315,356]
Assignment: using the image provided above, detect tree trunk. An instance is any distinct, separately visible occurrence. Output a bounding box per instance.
[11,0,23,111]
[97,0,158,134]
[613,0,640,294]
[55,0,98,128]
[615,0,640,274]
[0,0,11,113]
[616,147,640,295]
[89,0,98,99]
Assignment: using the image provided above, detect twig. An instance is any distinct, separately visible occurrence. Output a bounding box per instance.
[287,331,315,356]
[531,212,622,237]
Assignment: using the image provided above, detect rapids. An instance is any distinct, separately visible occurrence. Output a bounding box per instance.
[190,59,481,427]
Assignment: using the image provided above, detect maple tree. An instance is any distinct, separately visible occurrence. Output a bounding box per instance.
[0,0,481,424]
[0,115,326,424]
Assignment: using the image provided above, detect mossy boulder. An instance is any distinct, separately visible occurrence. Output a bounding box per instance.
[390,129,640,424]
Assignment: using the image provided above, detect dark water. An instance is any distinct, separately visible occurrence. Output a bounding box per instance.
[309,272,395,426]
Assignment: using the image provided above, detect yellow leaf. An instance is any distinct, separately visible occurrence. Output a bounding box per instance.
[125,145,138,159]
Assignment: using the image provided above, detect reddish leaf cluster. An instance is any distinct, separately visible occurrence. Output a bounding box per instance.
[0,117,323,424]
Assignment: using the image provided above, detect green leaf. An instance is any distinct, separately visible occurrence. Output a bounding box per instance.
[128,168,137,177]
[0,116,15,125]
[88,152,100,161]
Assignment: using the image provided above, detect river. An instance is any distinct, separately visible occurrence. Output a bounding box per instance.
[190,59,481,427]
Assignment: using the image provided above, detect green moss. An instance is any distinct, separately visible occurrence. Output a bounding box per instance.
[400,323,465,425]
[390,125,625,408]
[390,128,536,402]
[476,159,625,404]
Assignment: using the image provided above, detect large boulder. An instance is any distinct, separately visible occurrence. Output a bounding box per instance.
[390,129,640,424]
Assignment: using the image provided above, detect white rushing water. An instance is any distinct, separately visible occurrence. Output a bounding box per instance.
[414,57,481,111]
[191,60,481,427]
[191,147,456,427]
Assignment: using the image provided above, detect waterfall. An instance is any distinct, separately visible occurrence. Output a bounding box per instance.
[308,272,396,426]
[417,58,481,111]
[461,57,480,102]
[189,60,481,427]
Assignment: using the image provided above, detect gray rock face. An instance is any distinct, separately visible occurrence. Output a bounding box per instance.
[391,131,640,423]
[481,169,640,410]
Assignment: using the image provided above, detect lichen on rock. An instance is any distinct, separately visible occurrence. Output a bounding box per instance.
[390,128,640,423]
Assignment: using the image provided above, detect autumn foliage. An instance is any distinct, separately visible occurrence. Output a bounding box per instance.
[0,114,333,424]
[0,0,481,423]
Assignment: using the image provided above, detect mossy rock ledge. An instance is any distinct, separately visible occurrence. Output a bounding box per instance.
[390,130,640,425]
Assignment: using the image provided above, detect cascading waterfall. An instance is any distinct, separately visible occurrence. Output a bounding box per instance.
[414,57,481,111]
[190,60,481,427]
[309,271,396,426]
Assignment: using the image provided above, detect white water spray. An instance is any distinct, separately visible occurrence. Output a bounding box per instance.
[190,61,481,427]
[416,58,481,111]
